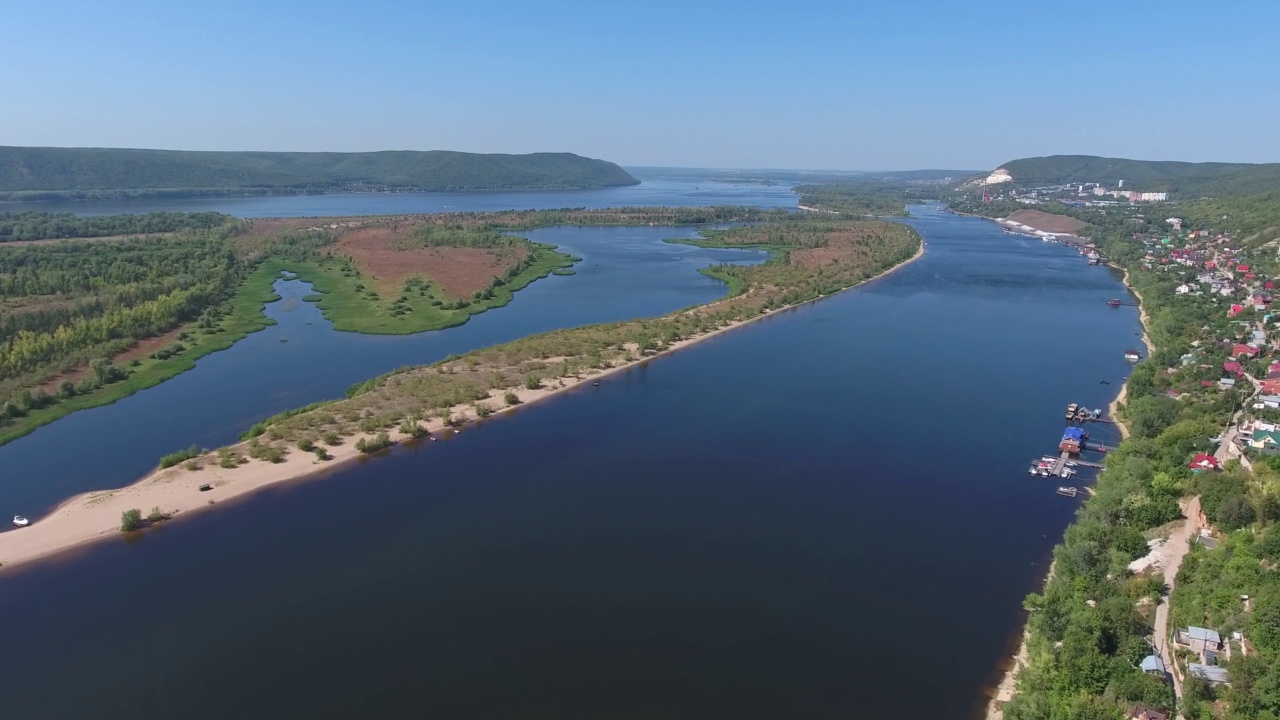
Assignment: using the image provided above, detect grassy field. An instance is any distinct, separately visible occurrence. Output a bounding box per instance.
[0,264,281,445]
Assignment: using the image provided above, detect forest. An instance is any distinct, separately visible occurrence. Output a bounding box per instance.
[0,146,638,199]
[0,211,234,241]
[0,229,274,443]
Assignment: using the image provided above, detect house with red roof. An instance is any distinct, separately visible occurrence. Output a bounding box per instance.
[1228,304,1245,317]
[1189,454,1220,472]
[1224,361,1244,375]
[1263,379,1280,395]
[1233,344,1260,359]
[1266,281,1275,290]
[1238,264,1250,272]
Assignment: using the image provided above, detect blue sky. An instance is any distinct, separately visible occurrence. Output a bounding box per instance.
[2,0,1277,170]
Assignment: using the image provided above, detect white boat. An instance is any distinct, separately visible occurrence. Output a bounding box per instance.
[1056,487,1079,497]
[12,515,30,527]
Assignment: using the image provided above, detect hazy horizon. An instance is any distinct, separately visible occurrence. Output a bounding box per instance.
[3,1,1278,169]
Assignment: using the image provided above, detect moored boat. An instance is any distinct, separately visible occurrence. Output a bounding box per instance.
[13,515,30,527]
[1107,299,1122,307]
[1056,486,1078,497]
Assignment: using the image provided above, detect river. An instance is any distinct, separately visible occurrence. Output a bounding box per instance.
[0,205,1142,719]
[2,169,799,217]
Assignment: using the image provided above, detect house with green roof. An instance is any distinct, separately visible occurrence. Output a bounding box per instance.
[1249,429,1280,454]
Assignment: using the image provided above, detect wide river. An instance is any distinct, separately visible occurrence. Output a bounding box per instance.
[0,192,1142,718]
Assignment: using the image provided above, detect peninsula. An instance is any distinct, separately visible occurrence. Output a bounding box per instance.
[0,146,639,201]
[0,215,923,569]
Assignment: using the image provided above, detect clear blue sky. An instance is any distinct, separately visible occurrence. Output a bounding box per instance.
[3,0,1277,170]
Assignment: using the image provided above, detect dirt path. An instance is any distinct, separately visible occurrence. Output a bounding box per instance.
[1154,496,1201,712]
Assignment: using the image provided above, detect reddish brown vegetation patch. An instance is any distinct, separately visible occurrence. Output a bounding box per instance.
[330,226,526,299]
[1006,209,1088,235]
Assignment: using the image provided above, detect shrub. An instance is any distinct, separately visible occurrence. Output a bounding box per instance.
[120,509,143,532]
[147,507,168,523]
[184,459,201,471]
[474,403,493,418]
[355,431,392,454]
[312,446,329,461]
[504,391,520,406]
[399,418,426,438]
[217,447,240,468]
[525,374,542,390]
[159,445,200,469]
[323,431,341,446]
[297,438,315,452]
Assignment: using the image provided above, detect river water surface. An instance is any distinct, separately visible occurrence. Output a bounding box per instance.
[0,205,1141,719]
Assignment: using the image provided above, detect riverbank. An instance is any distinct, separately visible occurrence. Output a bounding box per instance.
[984,261,1151,719]
[0,241,925,571]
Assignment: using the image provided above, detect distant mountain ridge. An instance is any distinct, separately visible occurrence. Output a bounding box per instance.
[986,155,1280,197]
[0,146,639,198]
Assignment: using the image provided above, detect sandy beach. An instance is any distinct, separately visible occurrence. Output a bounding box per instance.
[0,243,925,572]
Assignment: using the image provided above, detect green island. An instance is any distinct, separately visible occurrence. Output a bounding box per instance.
[0,206,780,445]
[0,146,639,201]
[957,190,1280,720]
[794,182,911,216]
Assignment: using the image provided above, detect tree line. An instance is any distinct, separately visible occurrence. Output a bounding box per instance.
[0,211,234,241]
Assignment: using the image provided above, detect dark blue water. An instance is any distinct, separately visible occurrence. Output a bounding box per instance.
[0,207,1140,719]
[3,170,798,218]
[0,226,765,518]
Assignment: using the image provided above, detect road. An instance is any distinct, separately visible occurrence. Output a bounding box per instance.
[1153,496,1201,716]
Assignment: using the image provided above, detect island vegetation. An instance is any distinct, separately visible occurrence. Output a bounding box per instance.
[0,205,781,445]
[0,146,639,201]
[174,215,920,475]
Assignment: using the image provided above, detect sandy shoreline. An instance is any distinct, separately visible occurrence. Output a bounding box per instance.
[0,242,926,572]
[984,261,1149,719]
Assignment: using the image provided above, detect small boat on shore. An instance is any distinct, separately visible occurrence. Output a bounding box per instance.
[13,515,30,527]
[1056,486,1079,497]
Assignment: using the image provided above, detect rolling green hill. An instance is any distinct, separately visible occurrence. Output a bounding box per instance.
[993,155,1280,197]
[0,147,639,199]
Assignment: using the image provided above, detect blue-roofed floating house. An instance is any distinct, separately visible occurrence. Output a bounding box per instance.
[1060,426,1085,453]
